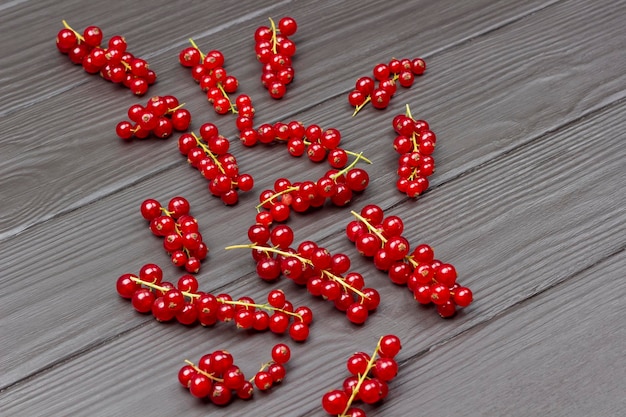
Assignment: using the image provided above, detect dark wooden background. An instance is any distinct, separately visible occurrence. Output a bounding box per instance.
[1,0,625,416]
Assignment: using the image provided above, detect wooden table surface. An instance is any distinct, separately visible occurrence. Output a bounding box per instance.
[1,0,625,416]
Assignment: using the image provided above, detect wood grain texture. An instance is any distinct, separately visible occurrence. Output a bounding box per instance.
[0,0,563,239]
[1,0,625,416]
[1,71,624,416]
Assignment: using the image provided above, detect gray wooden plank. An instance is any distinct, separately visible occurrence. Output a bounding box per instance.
[1,92,623,397]
[376,249,626,417]
[0,0,563,239]
[0,0,295,116]
[1,0,625,415]
[1,238,623,416]
[0,0,557,117]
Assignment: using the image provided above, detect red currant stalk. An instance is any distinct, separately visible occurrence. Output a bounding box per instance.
[351,95,371,117]
[187,38,237,114]
[351,73,399,117]
[129,275,304,320]
[268,17,279,54]
[403,103,434,157]
[61,20,86,43]
[338,337,386,417]
[255,152,371,212]
[190,132,228,175]
[224,244,370,301]
[183,359,224,383]
[188,38,206,62]
[156,202,203,273]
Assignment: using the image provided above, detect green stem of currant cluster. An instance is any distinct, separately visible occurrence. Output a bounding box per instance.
[216,83,238,114]
[191,132,226,174]
[269,17,278,54]
[188,38,206,62]
[352,74,400,117]
[255,186,300,211]
[188,39,236,114]
[254,152,371,211]
[130,276,199,299]
[184,360,224,382]
[249,361,273,383]
[404,104,421,153]
[330,152,370,181]
[339,337,384,417]
[157,207,192,258]
[350,211,388,244]
[302,140,373,165]
[219,299,303,320]
[167,102,186,114]
[350,210,419,268]
[130,276,301,319]
[224,244,370,300]
[352,96,371,117]
[62,20,85,42]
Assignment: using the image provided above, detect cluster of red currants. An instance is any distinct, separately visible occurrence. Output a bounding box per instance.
[239,119,370,170]
[346,204,473,318]
[177,123,254,205]
[115,95,191,140]
[178,41,241,115]
[140,197,207,273]
[392,105,436,197]
[349,57,426,115]
[254,17,298,99]
[178,343,292,404]
[116,263,312,341]
[226,224,380,324]
[253,157,370,225]
[322,335,402,416]
[55,20,156,95]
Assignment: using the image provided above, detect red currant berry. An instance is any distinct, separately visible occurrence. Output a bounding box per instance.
[288,321,309,342]
[379,334,402,358]
[188,373,212,398]
[346,303,369,324]
[322,390,349,415]
[453,286,473,307]
[278,16,298,36]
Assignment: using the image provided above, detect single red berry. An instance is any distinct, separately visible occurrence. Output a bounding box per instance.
[378,334,402,358]
[139,263,162,284]
[82,25,103,48]
[271,343,291,364]
[56,28,77,52]
[289,321,309,342]
[346,303,369,324]
[131,288,155,313]
[278,16,298,36]
[322,390,349,415]
[372,63,390,81]
[116,273,139,299]
[269,81,286,99]
[359,379,383,404]
[411,57,426,75]
[209,382,232,405]
[371,88,390,109]
[437,300,457,318]
[178,364,196,388]
[453,286,473,307]
[188,373,212,398]
[254,371,273,391]
[171,108,191,131]
[267,362,286,383]
[346,352,370,375]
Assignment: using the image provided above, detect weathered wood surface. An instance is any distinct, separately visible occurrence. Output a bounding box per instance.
[1,0,625,416]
